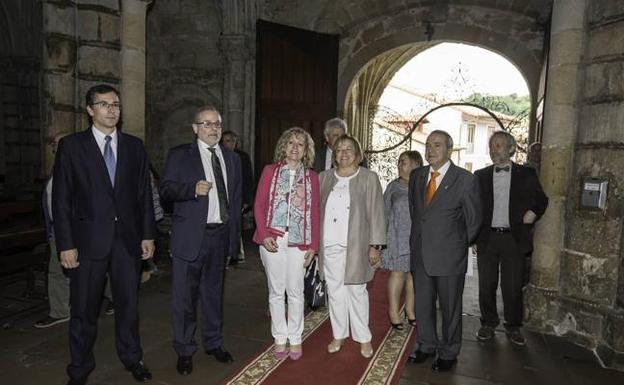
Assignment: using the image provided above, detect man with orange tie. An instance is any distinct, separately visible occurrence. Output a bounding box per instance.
[407,130,482,372]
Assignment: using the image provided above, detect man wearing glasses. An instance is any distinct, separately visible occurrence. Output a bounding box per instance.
[160,105,242,376]
[52,84,156,384]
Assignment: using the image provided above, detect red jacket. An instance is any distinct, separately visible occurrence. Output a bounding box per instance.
[252,163,320,251]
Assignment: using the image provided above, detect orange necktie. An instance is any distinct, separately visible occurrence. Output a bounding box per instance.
[424,171,440,206]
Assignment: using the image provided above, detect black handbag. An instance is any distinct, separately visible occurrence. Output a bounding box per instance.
[303,258,326,309]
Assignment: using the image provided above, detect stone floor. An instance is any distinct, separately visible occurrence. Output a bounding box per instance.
[1,237,623,385]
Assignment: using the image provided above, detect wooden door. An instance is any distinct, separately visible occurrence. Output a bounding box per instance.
[255,20,339,171]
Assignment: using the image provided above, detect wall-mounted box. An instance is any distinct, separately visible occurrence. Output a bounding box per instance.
[581,178,608,210]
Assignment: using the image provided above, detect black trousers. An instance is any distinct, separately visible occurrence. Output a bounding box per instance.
[477,231,525,330]
[172,224,229,357]
[67,230,143,382]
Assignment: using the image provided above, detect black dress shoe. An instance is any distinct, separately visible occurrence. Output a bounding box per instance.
[177,356,193,375]
[407,349,435,363]
[432,357,457,372]
[126,361,152,382]
[205,346,234,363]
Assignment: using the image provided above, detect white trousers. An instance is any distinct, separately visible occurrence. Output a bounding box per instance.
[323,245,372,343]
[260,236,306,345]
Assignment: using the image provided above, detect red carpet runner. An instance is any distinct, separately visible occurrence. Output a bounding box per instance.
[222,269,415,385]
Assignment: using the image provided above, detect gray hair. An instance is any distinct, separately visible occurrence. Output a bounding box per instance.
[490,130,517,156]
[429,130,454,149]
[324,117,347,138]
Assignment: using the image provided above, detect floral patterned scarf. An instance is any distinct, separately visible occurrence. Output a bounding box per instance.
[266,162,312,246]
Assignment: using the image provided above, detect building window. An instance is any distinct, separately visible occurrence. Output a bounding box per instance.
[466,124,475,154]
[464,162,473,172]
[486,125,496,152]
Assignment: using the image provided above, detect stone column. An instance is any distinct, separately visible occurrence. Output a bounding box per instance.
[526,0,587,328]
[121,0,149,140]
[221,34,248,142]
[221,0,257,157]
[42,1,78,175]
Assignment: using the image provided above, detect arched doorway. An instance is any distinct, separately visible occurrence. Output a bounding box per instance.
[340,39,537,155]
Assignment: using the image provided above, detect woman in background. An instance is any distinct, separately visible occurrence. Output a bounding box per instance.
[253,127,319,361]
[381,150,423,329]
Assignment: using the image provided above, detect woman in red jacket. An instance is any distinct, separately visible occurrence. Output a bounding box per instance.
[253,127,320,361]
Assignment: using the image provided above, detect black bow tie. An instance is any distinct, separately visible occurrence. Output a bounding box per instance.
[495,166,510,173]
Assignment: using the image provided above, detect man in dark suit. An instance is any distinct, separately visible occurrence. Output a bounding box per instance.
[407,130,482,372]
[53,84,156,385]
[160,105,242,376]
[313,117,347,172]
[474,131,548,346]
[221,130,253,265]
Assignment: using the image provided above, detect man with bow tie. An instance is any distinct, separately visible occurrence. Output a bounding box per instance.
[474,131,548,346]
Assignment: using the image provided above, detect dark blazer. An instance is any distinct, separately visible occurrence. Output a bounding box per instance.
[235,149,254,207]
[474,163,548,254]
[314,145,330,173]
[160,143,242,262]
[409,163,482,276]
[52,128,156,259]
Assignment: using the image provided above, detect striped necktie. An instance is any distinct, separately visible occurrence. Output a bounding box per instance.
[207,147,229,223]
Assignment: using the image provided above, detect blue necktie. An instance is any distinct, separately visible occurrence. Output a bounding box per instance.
[104,135,116,186]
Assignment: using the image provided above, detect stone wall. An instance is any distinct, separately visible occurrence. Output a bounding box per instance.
[562,0,624,367]
[527,0,624,370]
[42,0,122,175]
[146,0,224,170]
[147,0,551,170]
[0,0,43,199]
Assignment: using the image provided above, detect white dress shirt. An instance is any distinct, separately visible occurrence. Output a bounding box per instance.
[325,147,333,171]
[91,126,118,158]
[323,168,359,247]
[426,160,451,187]
[491,162,511,228]
[197,139,229,224]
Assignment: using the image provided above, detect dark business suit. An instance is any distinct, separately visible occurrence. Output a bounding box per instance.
[314,145,331,173]
[474,163,548,329]
[160,142,241,357]
[408,162,482,359]
[52,128,155,382]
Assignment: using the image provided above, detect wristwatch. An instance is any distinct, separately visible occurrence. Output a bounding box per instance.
[370,244,384,251]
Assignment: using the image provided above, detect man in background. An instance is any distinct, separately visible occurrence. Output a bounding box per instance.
[34,133,69,329]
[314,117,347,172]
[474,131,548,346]
[221,130,253,265]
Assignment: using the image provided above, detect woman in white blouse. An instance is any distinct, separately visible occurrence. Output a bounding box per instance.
[318,135,385,358]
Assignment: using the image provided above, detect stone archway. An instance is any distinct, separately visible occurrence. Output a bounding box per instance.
[313,2,549,148]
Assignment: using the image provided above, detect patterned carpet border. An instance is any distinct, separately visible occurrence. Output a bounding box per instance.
[223,308,329,385]
[357,322,415,385]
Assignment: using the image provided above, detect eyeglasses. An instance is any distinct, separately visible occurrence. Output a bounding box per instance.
[91,101,121,111]
[194,120,222,129]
